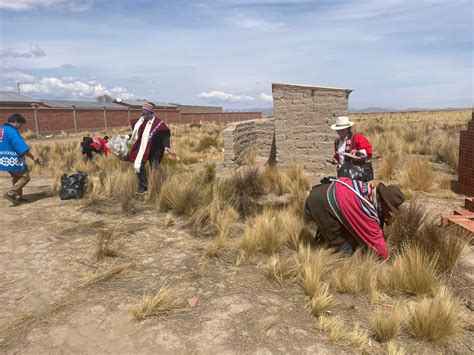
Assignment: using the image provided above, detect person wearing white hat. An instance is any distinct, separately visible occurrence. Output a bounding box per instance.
[329,116,374,181]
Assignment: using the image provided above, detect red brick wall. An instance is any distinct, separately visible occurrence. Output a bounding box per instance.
[459,111,474,196]
[0,107,262,133]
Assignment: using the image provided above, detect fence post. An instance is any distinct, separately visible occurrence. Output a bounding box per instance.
[72,105,78,132]
[31,104,40,136]
[103,106,108,130]
[128,107,131,122]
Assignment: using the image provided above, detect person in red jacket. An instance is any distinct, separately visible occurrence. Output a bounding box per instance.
[330,116,374,181]
[81,136,110,160]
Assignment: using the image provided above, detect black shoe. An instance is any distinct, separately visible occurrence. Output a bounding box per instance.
[16,197,28,203]
[4,193,20,205]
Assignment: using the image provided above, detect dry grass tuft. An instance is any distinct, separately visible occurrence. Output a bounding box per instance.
[371,304,404,342]
[262,165,290,195]
[165,213,175,226]
[307,283,335,317]
[406,286,460,345]
[263,254,300,285]
[386,342,407,355]
[80,262,133,288]
[237,209,284,257]
[229,166,264,216]
[96,227,124,259]
[398,157,436,193]
[383,245,438,296]
[378,151,400,182]
[329,250,380,295]
[315,315,370,352]
[158,173,208,216]
[130,285,182,321]
[299,246,340,297]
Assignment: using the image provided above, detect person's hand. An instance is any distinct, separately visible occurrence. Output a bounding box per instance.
[164,147,171,154]
[33,156,42,165]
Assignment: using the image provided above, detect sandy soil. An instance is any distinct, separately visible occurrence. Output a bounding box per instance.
[1,172,473,354]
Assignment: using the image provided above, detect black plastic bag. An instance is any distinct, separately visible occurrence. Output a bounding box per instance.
[59,171,88,200]
[337,162,374,182]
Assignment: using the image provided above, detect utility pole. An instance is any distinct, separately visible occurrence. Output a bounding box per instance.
[17,82,21,94]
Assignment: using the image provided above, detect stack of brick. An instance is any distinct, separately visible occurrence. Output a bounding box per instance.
[223,118,275,168]
[458,111,474,196]
[272,83,352,171]
[442,198,474,234]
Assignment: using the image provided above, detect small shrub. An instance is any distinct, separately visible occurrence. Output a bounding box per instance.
[398,158,436,193]
[130,285,181,321]
[371,305,403,342]
[263,255,300,285]
[406,286,460,345]
[196,135,218,152]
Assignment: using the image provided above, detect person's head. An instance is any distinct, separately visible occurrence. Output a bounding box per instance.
[330,116,354,139]
[7,113,27,129]
[103,136,110,141]
[141,102,155,120]
[377,183,406,225]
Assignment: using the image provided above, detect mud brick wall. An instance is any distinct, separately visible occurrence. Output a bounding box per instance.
[223,118,275,168]
[272,83,352,171]
[459,111,474,196]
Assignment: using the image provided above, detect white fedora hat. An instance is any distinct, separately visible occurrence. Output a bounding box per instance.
[331,116,355,130]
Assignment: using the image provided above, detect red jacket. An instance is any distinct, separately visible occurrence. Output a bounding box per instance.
[90,138,110,155]
[333,133,372,164]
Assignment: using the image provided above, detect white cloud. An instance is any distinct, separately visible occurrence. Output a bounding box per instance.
[29,43,46,56]
[226,15,284,31]
[0,0,92,12]
[197,90,254,103]
[0,71,135,100]
[1,43,46,58]
[259,93,273,102]
[3,71,36,83]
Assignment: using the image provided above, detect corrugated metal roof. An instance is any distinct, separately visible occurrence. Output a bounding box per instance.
[42,100,126,109]
[0,91,42,103]
[116,99,177,108]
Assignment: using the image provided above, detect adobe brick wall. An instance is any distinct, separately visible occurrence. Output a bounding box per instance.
[459,111,474,196]
[223,118,275,168]
[272,83,352,171]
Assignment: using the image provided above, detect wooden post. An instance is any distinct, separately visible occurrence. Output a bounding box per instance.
[128,107,131,122]
[179,111,182,125]
[31,104,40,136]
[103,106,108,130]
[72,105,78,132]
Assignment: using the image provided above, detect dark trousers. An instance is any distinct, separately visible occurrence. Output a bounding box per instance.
[137,158,160,193]
[82,144,101,160]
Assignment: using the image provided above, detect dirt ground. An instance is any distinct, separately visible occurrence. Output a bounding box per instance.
[1,171,473,354]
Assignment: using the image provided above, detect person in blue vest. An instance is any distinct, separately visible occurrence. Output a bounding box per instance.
[0,114,42,205]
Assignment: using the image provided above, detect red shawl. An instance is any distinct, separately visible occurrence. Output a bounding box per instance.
[129,116,169,164]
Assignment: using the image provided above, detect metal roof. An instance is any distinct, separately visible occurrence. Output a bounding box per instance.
[42,100,126,109]
[0,91,42,104]
[115,99,177,108]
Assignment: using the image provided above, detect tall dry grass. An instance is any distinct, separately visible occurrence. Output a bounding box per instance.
[398,157,436,193]
[406,286,460,345]
[371,305,404,342]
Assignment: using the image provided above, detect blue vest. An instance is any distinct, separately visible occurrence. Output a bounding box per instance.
[0,124,29,172]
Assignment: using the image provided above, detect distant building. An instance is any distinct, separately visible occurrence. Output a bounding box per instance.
[114,99,178,111]
[171,104,222,114]
[0,91,43,107]
[41,99,125,109]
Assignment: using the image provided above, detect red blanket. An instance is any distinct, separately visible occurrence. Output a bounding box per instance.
[330,177,389,260]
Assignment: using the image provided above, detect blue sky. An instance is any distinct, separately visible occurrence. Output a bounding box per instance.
[0,0,472,109]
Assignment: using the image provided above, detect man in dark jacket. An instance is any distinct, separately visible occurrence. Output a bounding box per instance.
[128,102,171,193]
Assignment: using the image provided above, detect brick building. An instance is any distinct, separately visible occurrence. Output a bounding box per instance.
[459,110,474,196]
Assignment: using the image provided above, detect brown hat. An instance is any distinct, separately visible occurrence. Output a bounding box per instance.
[378,183,405,213]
